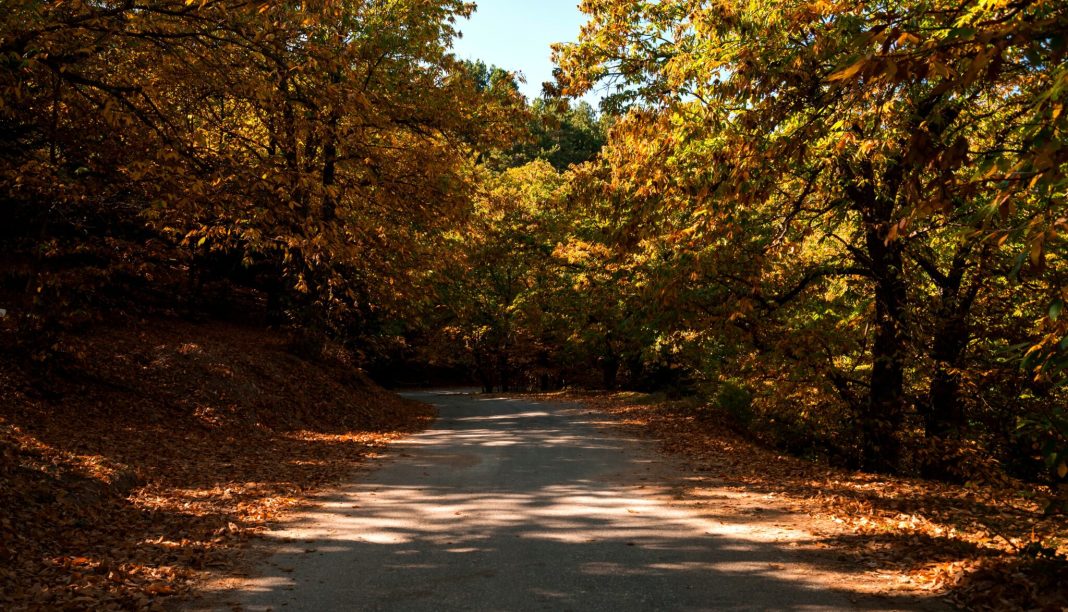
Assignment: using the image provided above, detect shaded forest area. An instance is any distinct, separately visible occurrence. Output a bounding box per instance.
[1,0,1067,609]
[1,319,433,609]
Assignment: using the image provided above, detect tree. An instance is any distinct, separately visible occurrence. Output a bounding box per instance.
[494,99,609,171]
[1,0,522,356]
[554,0,1068,471]
[432,160,569,391]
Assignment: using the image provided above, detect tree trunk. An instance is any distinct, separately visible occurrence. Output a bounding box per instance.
[861,215,908,472]
[473,349,494,393]
[924,296,980,437]
[912,243,982,439]
[626,353,644,390]
[496,348,510,393]
[841,154,910,473]
[601,353,619,391]
[925,308,969,437]
[321,69,342,223]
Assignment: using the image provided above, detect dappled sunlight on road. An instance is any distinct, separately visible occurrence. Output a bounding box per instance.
[208,392,943,612]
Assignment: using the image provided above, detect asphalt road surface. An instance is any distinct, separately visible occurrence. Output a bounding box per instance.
[211,391,937,611]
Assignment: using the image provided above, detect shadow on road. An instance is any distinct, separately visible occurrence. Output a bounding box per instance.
[209,392,945,611]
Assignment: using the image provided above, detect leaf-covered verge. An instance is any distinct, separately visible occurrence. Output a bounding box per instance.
[540,391,1067,612]
[0,318,434,611]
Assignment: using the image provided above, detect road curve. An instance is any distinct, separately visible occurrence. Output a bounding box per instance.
[206,391,935,611]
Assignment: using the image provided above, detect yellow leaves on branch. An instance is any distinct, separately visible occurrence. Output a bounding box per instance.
[827,58,869,82]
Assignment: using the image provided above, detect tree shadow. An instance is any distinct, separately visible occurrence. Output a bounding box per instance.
[0,319,433,609]
[570,395,1068,610]
[202,392,948,611]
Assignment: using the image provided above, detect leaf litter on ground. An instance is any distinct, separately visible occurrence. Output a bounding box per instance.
[0,318,434,611]
[530,391,1067,612]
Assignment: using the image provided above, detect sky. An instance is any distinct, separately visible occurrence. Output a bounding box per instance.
[449,0,602,106]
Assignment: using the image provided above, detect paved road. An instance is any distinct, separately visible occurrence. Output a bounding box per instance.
[215,391,934,611]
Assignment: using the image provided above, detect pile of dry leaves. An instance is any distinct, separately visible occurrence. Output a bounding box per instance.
[557,392,1067,611]
[0,319,433,610]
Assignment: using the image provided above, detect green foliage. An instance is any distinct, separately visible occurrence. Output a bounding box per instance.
[532,0,1068,479]
[496,99,609,171]
[1018,405,1068,493]
[714,379,753,428]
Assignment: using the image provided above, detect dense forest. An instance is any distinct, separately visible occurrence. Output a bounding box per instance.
[3,0,1067,494]
[2,2,1068,601]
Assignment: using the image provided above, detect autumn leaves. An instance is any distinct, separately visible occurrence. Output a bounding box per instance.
[535,1,1068,477]
[3,0,1066,483]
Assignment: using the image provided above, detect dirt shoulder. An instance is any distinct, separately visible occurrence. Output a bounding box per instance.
[0,319,434,611]
[529,391,1067,611]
